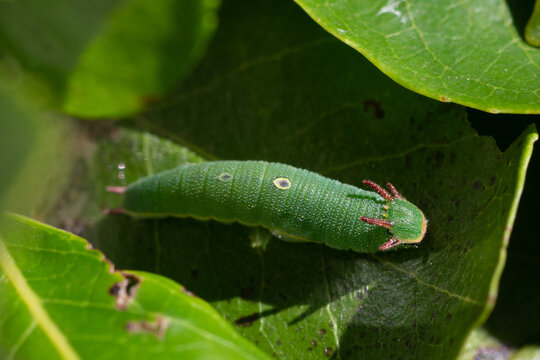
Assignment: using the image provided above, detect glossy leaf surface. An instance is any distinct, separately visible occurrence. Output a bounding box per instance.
[295,0,540,113]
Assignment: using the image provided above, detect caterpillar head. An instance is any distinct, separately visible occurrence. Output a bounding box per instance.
[360,180,427,251]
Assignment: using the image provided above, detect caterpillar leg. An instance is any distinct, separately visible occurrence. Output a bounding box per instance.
[379,237,400,250]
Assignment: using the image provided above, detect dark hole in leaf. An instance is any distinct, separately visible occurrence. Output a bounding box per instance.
[109,272,140,310]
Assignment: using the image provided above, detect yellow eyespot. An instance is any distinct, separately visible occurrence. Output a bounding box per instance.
[273,177,291,190]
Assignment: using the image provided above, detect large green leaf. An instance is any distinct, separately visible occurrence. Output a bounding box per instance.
[483,124,540,346]
[0,213,270,360]
[294,0,540,114]
[0,0,219,118]
[69,1,539,358]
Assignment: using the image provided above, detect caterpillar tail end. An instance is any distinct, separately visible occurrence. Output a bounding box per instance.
[106,186,126,194]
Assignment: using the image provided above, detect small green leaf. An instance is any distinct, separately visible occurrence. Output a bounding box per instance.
[0,213,271,360]
[294,0,540,114]
[512,346,540,360]
[458,328,540,360]
[526,0,540,46]
[0,0,219,118]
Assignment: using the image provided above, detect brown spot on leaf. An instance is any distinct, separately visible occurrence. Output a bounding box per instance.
[126,316,169,340]
[104,258,116,274]
[363,99,385,119]
[181,286,197,297]
[433,151,444,169]
[139,94,161,107]
[324,347,334,357]
[234,312,261,327]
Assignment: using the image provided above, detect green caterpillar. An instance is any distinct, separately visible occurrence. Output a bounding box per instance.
[108,161,427,253]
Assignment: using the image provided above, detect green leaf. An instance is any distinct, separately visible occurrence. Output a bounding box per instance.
[2,115,76,220]
[0,0,219,118]
[0,86,78,219]
[0,89,35,208]
[294,0,540,114]
[0,213,271,360]
[458,327,540,360]
[526,0,540,46]
[483,133,540,346]
[512,346,540,360]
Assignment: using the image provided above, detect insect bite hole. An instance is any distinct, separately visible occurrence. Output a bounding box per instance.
[273,177,291,190]
[126,316,170,340]
[109,272,140,310]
